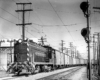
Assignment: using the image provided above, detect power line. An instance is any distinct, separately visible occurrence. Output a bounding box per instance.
[0,6,18,19]
[47,0,77,45]
[0,4,99,28]
[25,28,37,38]
[12,0,46,38]
[27,0,57,44]
[0,16,15,24]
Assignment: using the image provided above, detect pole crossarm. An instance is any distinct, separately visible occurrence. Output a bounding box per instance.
[38,36,47,46]
[16,3,32,5]
[16,9,33,12]
[16,23,32,26]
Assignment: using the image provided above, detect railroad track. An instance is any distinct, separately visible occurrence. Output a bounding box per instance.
[0,67,82,80]
[37,67,82,80]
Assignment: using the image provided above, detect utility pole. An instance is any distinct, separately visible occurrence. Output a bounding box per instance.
[38,36,47,46]
[69,42,73,64]
[74,46,77,58]
[60,40,65,66]
[16,3,33,41]
[60,40,65,53]
[66,48,70,65]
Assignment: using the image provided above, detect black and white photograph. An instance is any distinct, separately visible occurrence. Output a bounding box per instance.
[0,0,100,80]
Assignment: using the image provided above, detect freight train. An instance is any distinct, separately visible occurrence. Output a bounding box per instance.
[7,39,87,75]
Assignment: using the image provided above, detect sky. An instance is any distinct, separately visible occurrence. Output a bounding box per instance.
[0,0,100,59]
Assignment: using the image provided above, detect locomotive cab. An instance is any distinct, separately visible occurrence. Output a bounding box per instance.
[43,45,56,69]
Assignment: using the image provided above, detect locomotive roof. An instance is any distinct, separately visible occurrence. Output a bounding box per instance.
[27,40,47,51]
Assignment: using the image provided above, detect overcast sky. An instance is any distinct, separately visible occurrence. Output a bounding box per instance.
[0,0,100,59]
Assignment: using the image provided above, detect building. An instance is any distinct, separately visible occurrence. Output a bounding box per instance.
[0,46,14,70]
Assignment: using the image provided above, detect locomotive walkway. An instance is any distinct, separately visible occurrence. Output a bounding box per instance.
[0,66,98,80]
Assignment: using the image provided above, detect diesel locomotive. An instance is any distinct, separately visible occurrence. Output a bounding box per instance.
[7,39,87,75]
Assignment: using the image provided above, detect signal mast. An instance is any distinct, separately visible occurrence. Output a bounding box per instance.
[80,1,91,80]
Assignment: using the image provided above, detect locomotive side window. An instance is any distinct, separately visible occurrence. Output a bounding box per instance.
[35,52,46,57]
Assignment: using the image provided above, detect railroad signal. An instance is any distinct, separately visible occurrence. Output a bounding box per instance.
[80,1,89,16]
[81,28,89,43]
[81,28,88,37]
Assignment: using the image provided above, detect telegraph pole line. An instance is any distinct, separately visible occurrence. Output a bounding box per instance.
[16,3,33,41]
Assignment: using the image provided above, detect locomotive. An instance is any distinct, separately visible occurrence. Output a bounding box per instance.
[7,39,87,75]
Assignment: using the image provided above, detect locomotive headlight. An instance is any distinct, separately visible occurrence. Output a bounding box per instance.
[18,39,22,43]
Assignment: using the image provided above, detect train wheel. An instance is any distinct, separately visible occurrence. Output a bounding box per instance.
[31,67,35,74]
[34,66,40,73]
[16,71,21,76]
[42,65,49,72]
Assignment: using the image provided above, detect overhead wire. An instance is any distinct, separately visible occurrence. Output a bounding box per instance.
[0,16,15,24]
[0,0,88,50]
[0,3,99,28]
[27,0,58,46]
[0,0,38,39]
[17,0,44,37]
[27,0,87,48]
[47,0,77,45]
[0,1,60,49]
[25,0,86,53]
[25,27,37,38]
